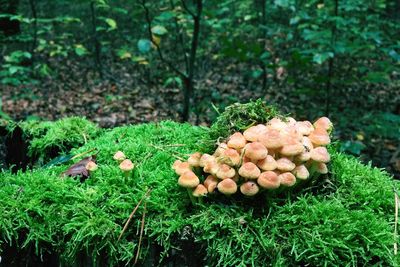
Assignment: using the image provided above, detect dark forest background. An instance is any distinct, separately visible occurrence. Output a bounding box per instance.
[0,0,399,177]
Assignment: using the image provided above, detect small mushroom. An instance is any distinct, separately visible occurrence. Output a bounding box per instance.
[309,128,331,146]
[310,147,330,163]
[216,164,236,180]
[217,178,238,195]
[192,184,208,204]
[188,152,202,167]
[203,160,220,176]
[113,151,126,163]
[315,162,328,174]
[238,162,261,180]
[295,121,314,136]
[227,132,247,149]
[257,171,280,189]
[219,148,241,166]
[244,142,268,161]
[276,157,296,172]
[85,161,98,177]
[258,129,282,149]
[292,165,310,180]
[278,172,296,187]
[280,141,305,156]
[257,155,277,171]
[178,170,200,204]
[120,159,134,178]
[204,175,219,193]
[243,124,267,142]
[313,117,333,132]
[199,154,215,167]
[172,160,191,175]
[240,181,259,196]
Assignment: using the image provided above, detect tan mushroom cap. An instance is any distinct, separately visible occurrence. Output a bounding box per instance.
[240,181,259,196]
[172,160,191,175]
[267,118,287,131]
[316,162,328,174]
[120,159,134,172]
[193,184,208,197]
[178,171,200,188]
[113,151,126,162]
[243,124,267,142]
[279,172,296,187]
[219,148,241,166]
[314,117,333,132]
[280,141,305,156]
[204,175,219,193]
[244,142,268,160]
[238,162,261,179]
[227,132,247,149]
[310,147,330,163]
[203,160,220,175]
[292,165,310,180]
[301,136,314,151]
[86,161,98,172]
[295,121,314,136]
[309,128,331,146]
[217,178,238,195]
[257,155,277,171]
[296,151,311,162]
[276,157,296,172]
[286,117,297,127]
[199,154,214,167]
[216,164,236,180]
[188,152,202,167]
[258,129,283,149]
[214,143,228,157]
[257,171,280,189]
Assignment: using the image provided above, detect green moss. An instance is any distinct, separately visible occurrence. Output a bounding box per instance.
[209,99,280,140]
[0,118,398,266]
[5,117,100,162]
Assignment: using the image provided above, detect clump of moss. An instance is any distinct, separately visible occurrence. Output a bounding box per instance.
[5,117,100,163]
[0,117,399,266]
[209,99,280,140]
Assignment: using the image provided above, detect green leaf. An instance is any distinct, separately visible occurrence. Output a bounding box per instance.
[74,44,88,56]
[137,39,152,53]
[313,52,334,64]
[389,50,400,62]
[151,25,168,36]
[105,18,117,30]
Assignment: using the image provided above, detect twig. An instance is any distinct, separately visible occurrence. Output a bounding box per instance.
[134,200,147,265]
[149,144,185,161]
[394,191,399,255]
[118,188,152,241]
[71,148,97,160]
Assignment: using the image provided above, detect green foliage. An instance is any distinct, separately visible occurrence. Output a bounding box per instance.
[1,117,398,266]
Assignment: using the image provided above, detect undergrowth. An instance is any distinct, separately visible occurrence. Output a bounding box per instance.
[0,101,399,266]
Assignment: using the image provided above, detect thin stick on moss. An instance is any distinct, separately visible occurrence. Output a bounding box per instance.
[134,200,147,265]
[71,148,97,161]
[118,188,151,241]
[149,144,185,161]
[394,191,399,255]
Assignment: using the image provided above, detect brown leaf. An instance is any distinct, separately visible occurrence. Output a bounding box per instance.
[62,156,96,179]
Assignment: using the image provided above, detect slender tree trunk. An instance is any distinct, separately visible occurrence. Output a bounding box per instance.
[325,0,338,116]
[90,1,102,78]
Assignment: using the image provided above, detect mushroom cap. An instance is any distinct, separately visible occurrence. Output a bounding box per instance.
[227,132,247,149]
[258,129,283,149]
[314,117,333,132]
[216,164,236,179]
[85,161,98,172]
[257,171,280,189]
[292,165,310,180]
[219,148,241,166]
[217,178,238,195]
[188,152,202,167]
[204,175,219,193]
[120,159,134,172]
[309,128,331,146]
[278,172,296,187]
[238,162,261,179]
[203,160,220,175]
[276,157,296,172]
[295,121,314,136]
[178,171,200,188]
[310,147,330,163]
[240,181,259,196]
[199,154,215,167]
[243,124,267,142]
[267,118,287,131]
[280,142,305,156]
[286,117,297,126]
[257,155,277,171]
[301,137,314,151]
[316,162,328,174]
[244,142,268,160]
[296,151,311,162]
[243,156,257,164]
[172,160,191,175]
[214,143,228,157]
[113,151,126,161]
[193,184,208,197]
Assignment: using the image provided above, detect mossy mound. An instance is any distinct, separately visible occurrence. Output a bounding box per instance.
[0,117,399,266]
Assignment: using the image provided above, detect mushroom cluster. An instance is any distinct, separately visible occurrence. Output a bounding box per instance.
[173,116,333,202]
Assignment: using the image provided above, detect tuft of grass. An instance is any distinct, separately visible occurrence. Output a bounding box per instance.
[209,99,280,141]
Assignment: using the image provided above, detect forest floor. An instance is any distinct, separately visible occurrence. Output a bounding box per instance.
[1,58,399,178]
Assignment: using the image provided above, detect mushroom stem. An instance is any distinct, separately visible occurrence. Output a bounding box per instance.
[186,188,197,205]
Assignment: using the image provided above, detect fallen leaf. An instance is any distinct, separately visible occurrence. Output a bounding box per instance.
[62,156,96,179]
